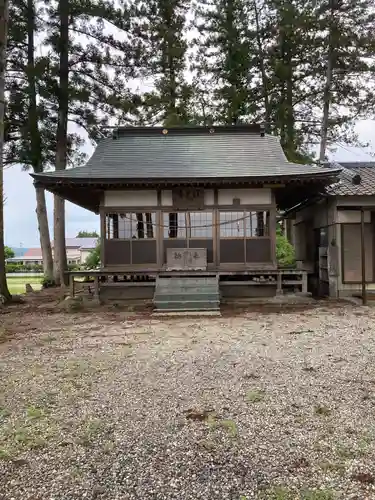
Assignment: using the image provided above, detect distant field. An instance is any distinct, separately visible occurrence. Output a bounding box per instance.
[6,275,43,295]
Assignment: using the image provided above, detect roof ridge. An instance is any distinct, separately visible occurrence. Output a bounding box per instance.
[113,124,264,138]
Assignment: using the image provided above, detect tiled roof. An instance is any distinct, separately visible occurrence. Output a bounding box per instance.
[24,248,43,258]
[11,247,29,257]
[326,162,375,196]
[31,125,340,182]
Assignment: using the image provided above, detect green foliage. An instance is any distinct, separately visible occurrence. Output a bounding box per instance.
[5,0,141,174]
[4,0,375,178]
[76,231,99,238]
[41,277,55,289]
[190,0,375,156]
[132,0,192,126]
[68,264,81,271]
[245,389,266,403]
[276,226,296,268]
[5,263,43,273]
[192,0,254,125]
[85,241,100,269]
[4,247,14,260]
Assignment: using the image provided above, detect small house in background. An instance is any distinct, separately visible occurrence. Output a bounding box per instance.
[31,124,340,310]
[6,248,44,266]
[7,238,97,267]
[285,162,375,300]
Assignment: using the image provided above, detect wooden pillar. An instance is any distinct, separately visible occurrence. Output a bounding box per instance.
[269,204,277,268]
[69,274,75,298]
[94,276,100,301]
[213,189,219,269]
[100,210,106,269]
[157,190,163,269]
[361,208,367,305]
[276,271,282,295]
[302,271,308,294]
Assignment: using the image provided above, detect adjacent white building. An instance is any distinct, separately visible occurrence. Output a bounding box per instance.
[6,237,97,266]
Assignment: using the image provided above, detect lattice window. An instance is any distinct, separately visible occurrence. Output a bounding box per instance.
[190,212,213,238]
[163,212,186,238]
[106,213,156,239]
[163,212,214,238]
[220,211,270,238]
[245,211,270,237]
[220,212,245,238]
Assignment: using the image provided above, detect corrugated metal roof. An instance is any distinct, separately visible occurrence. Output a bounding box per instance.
[32,126,339,181]
[326,162,375,196]
[66,237,98,249]
[51,238,98,249]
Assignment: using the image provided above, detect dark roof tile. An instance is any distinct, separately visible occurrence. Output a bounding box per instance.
[326,162,375,196]
[32,126,339,182]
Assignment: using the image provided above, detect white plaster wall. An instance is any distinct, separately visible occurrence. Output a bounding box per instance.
[204,189,214,205]
[337,195,375,207]
[161,190,172,206]
[80,249,91,263]
[104,190,157,207]
[337,210,371,224]
[218,188,271,205]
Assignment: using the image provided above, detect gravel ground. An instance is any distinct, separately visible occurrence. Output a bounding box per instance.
[1,302,375,499]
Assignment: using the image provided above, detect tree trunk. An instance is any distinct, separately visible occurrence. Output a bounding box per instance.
[35,186,53,279]
[252,0,271,131]
[0,0,11,302]
[53,0,69,286]
[319,0,335,163]
[27,0,53,280]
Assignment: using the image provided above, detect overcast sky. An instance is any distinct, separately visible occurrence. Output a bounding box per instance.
[3,119,375,248]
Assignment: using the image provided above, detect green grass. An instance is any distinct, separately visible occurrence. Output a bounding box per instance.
[6,276,42,295]
[245,389,266,403]
[259,487,336,500]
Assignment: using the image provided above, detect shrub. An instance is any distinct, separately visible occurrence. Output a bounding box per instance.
[6,264,44,273]
[5,263,22,273]
[41,277,56,288]
[26,264,43,273]
[276,226,296,268]
[85,241,100,269]
[68,263,81,271]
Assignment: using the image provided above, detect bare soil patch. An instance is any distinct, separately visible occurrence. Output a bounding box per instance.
[1,294,375,499]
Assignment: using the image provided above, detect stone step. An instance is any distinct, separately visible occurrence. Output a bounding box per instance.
[154,293,220,302]
[155,286,219,295]
[152,310,221,317]
[157,278,218,287]
[154,276,220,313]
[154,300,220,311]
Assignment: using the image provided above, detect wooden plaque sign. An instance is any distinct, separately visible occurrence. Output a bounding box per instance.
[166,248,207,271]
[172,187,204,210]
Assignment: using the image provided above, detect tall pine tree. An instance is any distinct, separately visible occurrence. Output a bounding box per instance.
[0,0,11,302]
[133,0,191,126]
[192,0,255,124]
[36,0,141,284]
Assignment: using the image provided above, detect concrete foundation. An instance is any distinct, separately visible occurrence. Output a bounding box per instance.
[100,283,155,302]
[220,283,276,298]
